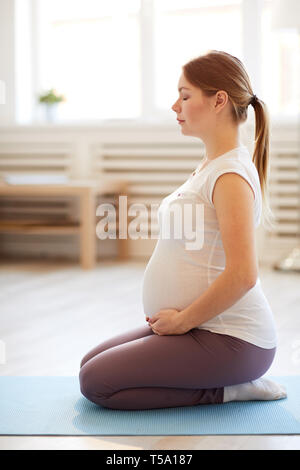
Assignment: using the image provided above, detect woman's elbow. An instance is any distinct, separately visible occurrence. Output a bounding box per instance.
[227,267,258,290]
[245,275,258,289]
[241,270,258,289]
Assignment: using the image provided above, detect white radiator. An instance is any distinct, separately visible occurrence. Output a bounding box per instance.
[0,125,298,266]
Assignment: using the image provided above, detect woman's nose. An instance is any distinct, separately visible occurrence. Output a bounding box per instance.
[172,100,180,112]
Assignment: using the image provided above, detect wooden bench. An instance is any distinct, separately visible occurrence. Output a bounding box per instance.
[0,178,128,269]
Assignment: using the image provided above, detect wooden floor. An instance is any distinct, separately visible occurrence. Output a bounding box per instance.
[0,258,299,450]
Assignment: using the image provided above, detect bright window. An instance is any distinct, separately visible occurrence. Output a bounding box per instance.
[36,0,141,122]
[16,0,300,123]
[153,0,243,117]
[262,0,300,119]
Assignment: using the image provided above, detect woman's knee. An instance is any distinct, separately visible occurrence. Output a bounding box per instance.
[79,355,117,405]
[79,352,93,369]
[79,325,154,369]
[79,364,106,404]
[79,343,109,368]
[79,367,137,410]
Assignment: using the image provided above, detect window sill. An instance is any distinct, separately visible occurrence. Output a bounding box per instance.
[1,115,299,131]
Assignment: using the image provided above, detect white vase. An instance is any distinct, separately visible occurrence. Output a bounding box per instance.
[44,103,58,123]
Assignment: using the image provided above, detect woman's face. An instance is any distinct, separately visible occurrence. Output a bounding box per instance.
[171,73,226,140]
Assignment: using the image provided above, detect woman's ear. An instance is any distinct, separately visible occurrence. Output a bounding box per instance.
[215,90,228,109]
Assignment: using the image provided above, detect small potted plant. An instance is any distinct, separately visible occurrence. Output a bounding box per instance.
[38,88,65,122]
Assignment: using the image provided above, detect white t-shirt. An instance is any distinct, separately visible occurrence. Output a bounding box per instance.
[142,144,278,349]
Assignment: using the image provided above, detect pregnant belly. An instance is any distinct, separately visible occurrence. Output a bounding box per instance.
[142,240,208,317]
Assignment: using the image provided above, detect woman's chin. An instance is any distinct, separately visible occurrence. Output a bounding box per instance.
[180,125,189,135]
[180,126,198,138]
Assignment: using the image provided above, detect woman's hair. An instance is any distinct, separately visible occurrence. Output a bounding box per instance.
[182,50,276,232]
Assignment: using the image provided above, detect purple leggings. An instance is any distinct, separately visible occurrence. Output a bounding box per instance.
[79,324,276,410]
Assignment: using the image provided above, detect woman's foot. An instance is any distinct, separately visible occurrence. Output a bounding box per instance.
[223,377,287,403]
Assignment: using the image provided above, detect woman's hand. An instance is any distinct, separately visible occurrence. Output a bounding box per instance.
[145,309,190,336]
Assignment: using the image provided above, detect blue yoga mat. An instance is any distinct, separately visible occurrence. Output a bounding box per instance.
[0,375,299,435]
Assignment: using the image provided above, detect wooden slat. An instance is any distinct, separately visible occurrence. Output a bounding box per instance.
[0,224,80,234]
[270,157,299,167]
[270,169,300,180]
[0,158,71,167]
[98,160,199,170]
[272,209,300,219]
[100,147,203,157]
[0,148,70,155]
[270,196,299,206]
[93,171,191,182]
[0,207,69,215]
[127,184,177,195]
[271,223,299,233]
[269,183,299,193]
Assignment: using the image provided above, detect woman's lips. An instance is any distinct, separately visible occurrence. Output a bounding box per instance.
[178,120,185,124]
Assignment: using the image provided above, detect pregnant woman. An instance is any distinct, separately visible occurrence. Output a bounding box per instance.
[79,50,287,410]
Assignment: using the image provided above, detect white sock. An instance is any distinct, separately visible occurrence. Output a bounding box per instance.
[223,377,287,403]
